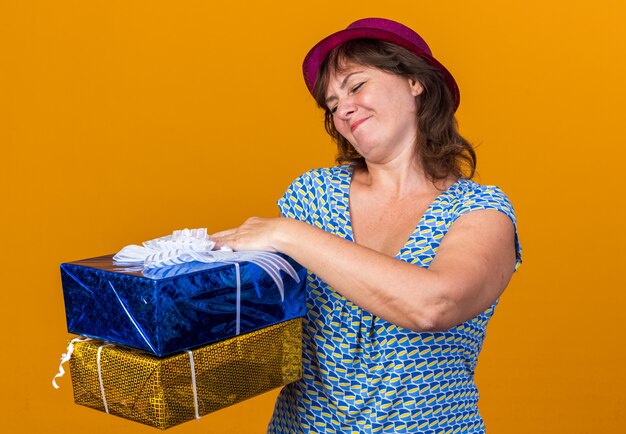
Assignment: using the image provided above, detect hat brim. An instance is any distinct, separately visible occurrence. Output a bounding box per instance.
[303,27,460,111]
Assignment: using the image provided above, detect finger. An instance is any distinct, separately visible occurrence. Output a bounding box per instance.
[212,240,230,250]
[210,229,236,239]
[212,235,239,250]
[244,216,263,224]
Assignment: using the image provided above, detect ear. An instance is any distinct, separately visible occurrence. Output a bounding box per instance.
[408,78,424,97]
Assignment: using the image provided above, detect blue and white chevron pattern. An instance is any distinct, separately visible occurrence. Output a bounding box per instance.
[268,165,521,434]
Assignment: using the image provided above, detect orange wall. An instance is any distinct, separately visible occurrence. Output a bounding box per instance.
[1,1,624,433]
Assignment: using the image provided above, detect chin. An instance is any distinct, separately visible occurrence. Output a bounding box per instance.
[350,142,377,158]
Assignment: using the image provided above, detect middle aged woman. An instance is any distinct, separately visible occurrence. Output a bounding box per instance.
[211,17,522,434]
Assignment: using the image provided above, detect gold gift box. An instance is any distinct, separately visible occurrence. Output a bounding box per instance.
[69,319,302,429]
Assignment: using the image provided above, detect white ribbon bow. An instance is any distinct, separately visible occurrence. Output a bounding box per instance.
[113,228,300,300]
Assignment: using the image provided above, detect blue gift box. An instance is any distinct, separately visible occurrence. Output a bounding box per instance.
[60,254,307,357]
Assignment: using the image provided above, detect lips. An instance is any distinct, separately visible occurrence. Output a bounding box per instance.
[350,117,370,132]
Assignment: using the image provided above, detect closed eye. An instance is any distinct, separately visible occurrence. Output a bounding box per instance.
[327,82,365,115]
[351,82,365,93]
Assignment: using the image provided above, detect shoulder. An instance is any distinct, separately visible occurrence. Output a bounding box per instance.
[277,165,352,221]
[446,179,516,220]
[301,164,352,181]
[444,179,522,269]
[285,164,352,191]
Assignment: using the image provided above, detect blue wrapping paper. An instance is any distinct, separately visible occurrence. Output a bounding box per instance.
[60,254,307,357]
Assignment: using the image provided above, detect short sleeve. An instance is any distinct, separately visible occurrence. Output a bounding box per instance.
[277,171,314,224]
[452,184,523,271]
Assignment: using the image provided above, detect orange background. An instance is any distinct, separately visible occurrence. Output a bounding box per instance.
[1,1,625,433]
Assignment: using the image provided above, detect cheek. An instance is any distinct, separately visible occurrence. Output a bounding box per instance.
[332,120,361,149]
[332,116,351,138]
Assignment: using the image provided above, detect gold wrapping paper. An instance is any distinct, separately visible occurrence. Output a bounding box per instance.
[69,319,302,429]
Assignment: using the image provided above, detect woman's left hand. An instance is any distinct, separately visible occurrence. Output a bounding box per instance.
[210,217,291,252]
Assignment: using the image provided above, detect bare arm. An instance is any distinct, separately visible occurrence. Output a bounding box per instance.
[211,209,516,332]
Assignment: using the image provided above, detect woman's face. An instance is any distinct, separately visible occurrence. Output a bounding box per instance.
[324,62,423,164]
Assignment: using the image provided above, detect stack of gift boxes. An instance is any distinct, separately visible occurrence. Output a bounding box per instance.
[58,253,307,429]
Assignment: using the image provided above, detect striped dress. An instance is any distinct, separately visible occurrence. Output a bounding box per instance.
[268,165,522,434]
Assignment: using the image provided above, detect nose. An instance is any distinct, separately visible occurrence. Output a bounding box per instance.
[335,98,357,120]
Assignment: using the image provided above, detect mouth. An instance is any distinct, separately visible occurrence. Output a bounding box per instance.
[350,117,370,132]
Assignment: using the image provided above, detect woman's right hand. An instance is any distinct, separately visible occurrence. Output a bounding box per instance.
[211,217,299,253]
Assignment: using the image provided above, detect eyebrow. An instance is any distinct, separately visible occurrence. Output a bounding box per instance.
[324,71,364,105]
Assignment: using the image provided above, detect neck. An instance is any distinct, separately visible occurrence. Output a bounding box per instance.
[356,156,437,198]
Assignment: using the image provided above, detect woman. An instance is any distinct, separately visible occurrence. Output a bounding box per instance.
[212,18,522,433]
